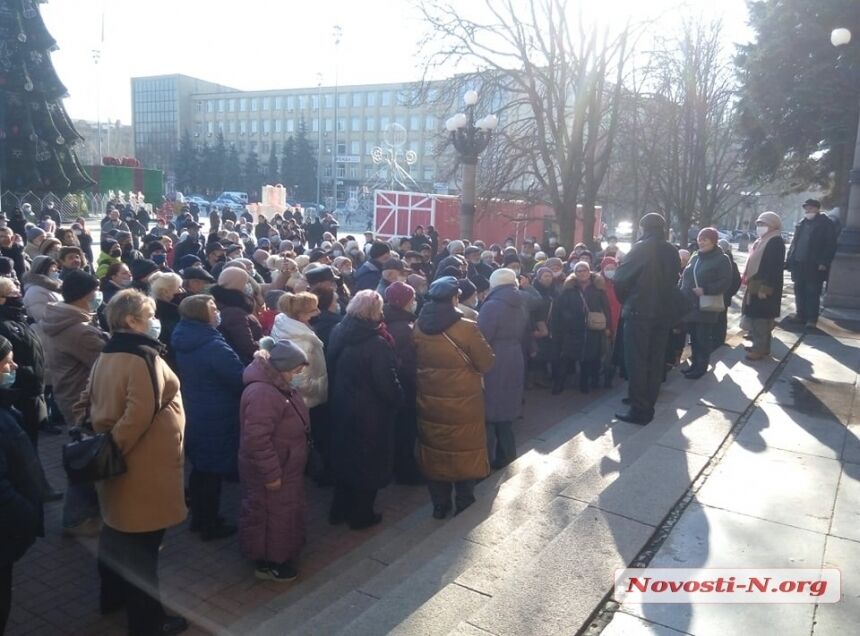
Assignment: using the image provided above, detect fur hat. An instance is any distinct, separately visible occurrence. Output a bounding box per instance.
[217,266,250,291]
[489,268,517,289]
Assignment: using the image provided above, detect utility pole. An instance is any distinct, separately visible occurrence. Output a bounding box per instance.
[331,25,342,212]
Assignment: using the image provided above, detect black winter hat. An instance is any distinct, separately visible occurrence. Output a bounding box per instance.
[639,213,666,230]
[458,278,477,301]
[181,267,215,283]
[369,241,391,260]
[61,270,99,303]
[305,264,337,286]
[130,259,159,281]
[427,276,460,301]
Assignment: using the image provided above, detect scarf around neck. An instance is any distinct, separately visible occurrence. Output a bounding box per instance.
[743,230,781,282]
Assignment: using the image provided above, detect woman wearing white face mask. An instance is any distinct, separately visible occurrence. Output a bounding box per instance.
[742,212,786,360]
[21,255,63,323]
[172,295,245,542]
[85,289,188,635]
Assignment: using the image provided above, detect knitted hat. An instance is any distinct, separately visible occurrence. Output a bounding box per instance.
[447,240,465,254]
[61,270,99,303]
[472,275,491,293]
[368,242,391,260]
[697,228,719,245]
[639,213,666,230]
[384,281,415,309]
[458,278,477,302]
[489,268,517,289]
[534,266,553,280]
[218,266,250,291]
[25,227,45,243]
[381,258,405,272]
[305,264,337,285]
[130,259,159,281]
[502,254,521,267]
[100,237,119,252]
[176,254,202,270]
[544,257,563,270]
[259,337,308,372]
[30,255,55,277]
[756,211,782,231]
[427,276,460,301]
[0,335,11,360]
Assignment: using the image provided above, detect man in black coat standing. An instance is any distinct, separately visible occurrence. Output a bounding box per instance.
[785,199,837,328]
[612,213,683,424]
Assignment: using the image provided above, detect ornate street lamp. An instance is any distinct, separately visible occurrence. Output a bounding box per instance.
[823,27,860,313]
[446,90,498,240]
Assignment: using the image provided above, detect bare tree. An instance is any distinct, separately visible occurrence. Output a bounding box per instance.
[415,0,629,247]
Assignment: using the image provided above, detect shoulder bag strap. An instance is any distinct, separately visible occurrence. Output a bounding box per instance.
[693,257,700,289]
[441,331,477,373]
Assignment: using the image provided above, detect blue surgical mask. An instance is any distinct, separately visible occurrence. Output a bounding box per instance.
[0,370,15,388]
[48,271,60,281]
[89,291,103,312]
[146,317,162,340]
[152,253,166,265]
[212,311,222,328]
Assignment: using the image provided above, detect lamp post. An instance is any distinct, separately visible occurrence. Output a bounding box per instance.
[445,90,497,241]
[823,27,860,312]
[331,25,342,212]
[92,48,102,163]
[316,72,323,207]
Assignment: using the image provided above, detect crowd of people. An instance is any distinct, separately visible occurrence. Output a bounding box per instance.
[0,196,837,635]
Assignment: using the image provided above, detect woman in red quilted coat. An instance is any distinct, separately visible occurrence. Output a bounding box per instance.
[238,337,309,582]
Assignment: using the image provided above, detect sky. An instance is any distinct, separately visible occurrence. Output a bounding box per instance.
[41,0,753,124]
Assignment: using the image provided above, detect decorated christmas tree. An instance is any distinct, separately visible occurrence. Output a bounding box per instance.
[0,0,94,194]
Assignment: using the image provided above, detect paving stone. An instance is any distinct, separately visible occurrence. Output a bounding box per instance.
[829,465,860,543]
[448,621,497,635]
[620,503,825,636]
[735,402,847,460]
[602,611,691,635]
[697,445,841,533]
[469,506,654,636]
[590,445,709,527]
[375,584,488,636]
[457,497,587,595]
[656,406,735,457]
[288,590,377,635]
[814,534,860,636]
[759,375,855,421]
[842,424,860,464]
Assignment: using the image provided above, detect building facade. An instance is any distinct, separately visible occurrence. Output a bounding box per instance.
[131,73,458,207]
[72,119,134,167]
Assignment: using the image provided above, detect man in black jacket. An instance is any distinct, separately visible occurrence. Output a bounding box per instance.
[612,213,683,424]
[785,199,838,328]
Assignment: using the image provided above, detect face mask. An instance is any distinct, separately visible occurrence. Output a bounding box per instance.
[146,317,162,340]
[604,269,616,280]
[152,254,166,265]
[0,370,16,389]
[756,225,769,237]
[244,283,254,296]
[212,310,222,328]
[89,291,103,312]
[119,278,133,288]
[49,271,60,281]
[804,212,817,221]
[110,249,122,258]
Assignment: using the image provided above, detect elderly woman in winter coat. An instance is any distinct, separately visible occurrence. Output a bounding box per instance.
[211,266,264,364]
[271,291,330,482]
[21,256,62,323]
[414,276,494,518]
[327,290,403,530]
[172,295,245,541]
[478,268,527,469]
[382,281,422,484]
[680,228,733,379]
[150,272,184,368]
[552,262,612,394]
[742,212,786,360]
[83,289,188,636]
[239,338,310,582]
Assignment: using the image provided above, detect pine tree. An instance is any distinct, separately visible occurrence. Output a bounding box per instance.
[0,0,94,193]
[196,141,212,196]
[175,130,196,193]
[242,151,262,199]
[211,132,227,194]
[294,119,318,201]
[280,136,296,191]
[224,143,241,191]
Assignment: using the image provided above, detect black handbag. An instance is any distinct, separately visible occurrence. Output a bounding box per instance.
[62,425,127,485]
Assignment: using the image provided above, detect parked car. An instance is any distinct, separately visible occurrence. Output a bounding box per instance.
[185,195,210,207]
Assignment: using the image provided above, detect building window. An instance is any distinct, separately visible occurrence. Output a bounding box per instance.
[337,141,346,154]
[228,120,236,134]
[338,93,348,108]
[239,121,247,134]
[324,118,333,132]
[423,167,434,181]
[195,122,203,136]
[324,93,334,108]
[240,98,247,112]
[312,94,319,110]
[275,96,283,109]
[311,118,319,132]
[380,91,391,106]
[195,101,203,113]
[351,117,361,132]
[287,119,295,132]
[366,91,376,107]
[287,95,295,110]
[262,142,270,154]
[409,140,419,153]
[337,165,346,178]
[298,95,306,110]
[380,116,390,130]
[365,141,374,155]
[424,140,435,155]
[249,141,257,153]
[365,166,375,178]
[350,141,360,154]
[206,101,214,113]
[263,120,271,134]
[352,93,363,108]
[348,165,358,178]
[262,97,270,111]
[275,120,282,133]
[323,165,332,177]
[425,115,436,131]
[251,98,259,112]
[218,99,225,112]
[410,115,420,131]
[337,118,346,132]
[365,117,375,131]
[229,99,236,112]
[251,120,258,134]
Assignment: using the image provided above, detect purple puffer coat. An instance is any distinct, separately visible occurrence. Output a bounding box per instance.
[238,357,309,564]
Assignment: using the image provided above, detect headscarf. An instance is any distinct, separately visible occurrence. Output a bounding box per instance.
[743,212,782,282]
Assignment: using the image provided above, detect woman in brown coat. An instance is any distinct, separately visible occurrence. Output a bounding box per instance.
[413,276,495,519]
[82,289,188,636]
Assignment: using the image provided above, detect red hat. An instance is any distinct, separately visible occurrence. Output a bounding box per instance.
[384,281,415,309]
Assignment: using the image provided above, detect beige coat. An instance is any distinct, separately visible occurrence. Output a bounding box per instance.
[85,350,187,533]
